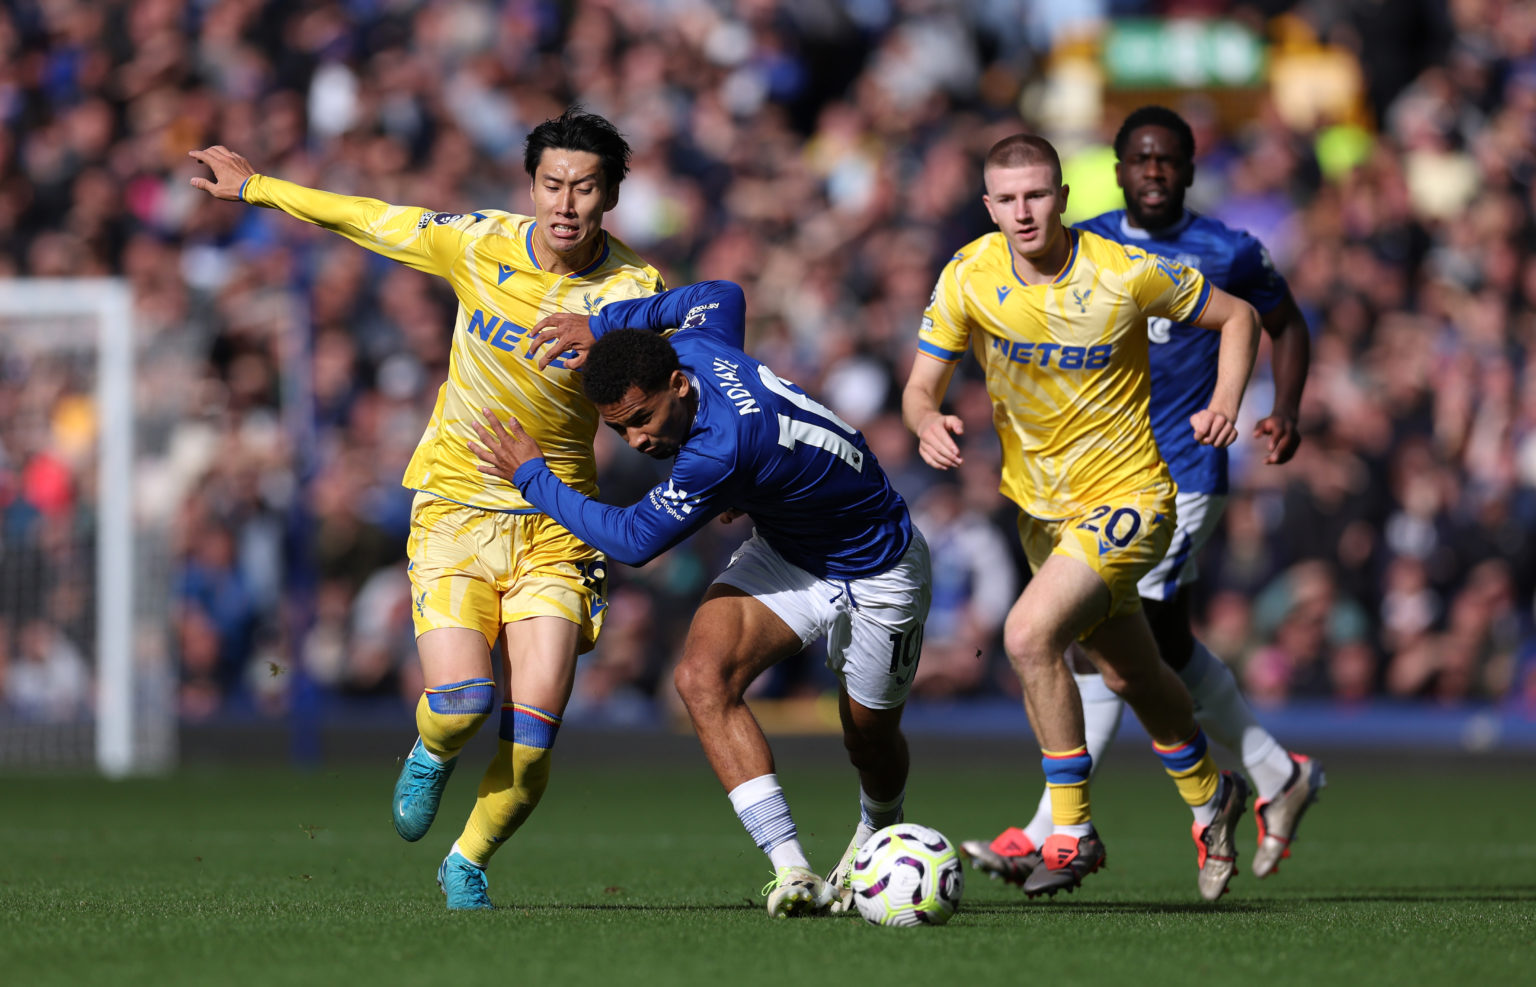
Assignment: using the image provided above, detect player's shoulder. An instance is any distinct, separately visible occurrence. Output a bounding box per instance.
[1074,226,1150,273]
[944,232,1010,274]
[1183,211,1268,257]
[1072,210,1127,239]
[419,208,522,234]
[599,232,665,287]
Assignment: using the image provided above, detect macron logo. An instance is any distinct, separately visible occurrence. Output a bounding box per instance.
[497,264,516,285]
[996,286,1012,305]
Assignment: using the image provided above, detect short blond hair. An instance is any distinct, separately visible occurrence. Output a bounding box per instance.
[983,134,1062,186]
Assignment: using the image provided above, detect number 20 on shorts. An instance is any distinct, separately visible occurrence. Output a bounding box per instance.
[1075,504,1143,549]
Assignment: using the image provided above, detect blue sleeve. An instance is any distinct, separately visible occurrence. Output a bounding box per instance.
[1228,234,1288,316]
[511,449,739,566]
[590,280,747,349]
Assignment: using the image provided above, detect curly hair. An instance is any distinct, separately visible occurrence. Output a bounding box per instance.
[581,329,680,406]
[524,106,632,191]
[1113,106,1196,162]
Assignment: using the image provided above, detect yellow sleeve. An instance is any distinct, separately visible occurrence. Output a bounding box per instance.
[240,174,476,278]
[917,255,973,363]
[1126,247,1213,326]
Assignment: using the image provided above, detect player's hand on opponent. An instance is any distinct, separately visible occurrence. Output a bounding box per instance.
[1189,408,1238,447]
[187,146,256,201]
[1253,411,1301,464]
[527,313,596,370]
[469,409,545,481]
[914,413,965,470]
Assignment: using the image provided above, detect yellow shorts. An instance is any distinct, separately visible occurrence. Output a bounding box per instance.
[1017,483,1177,636]
[406,492,609,652]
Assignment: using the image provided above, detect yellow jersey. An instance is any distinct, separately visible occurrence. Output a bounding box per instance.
[242,175,663,511]
[918,228,1211,519]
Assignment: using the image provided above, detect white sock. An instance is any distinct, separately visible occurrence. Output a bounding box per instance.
[1191,783,1222,828]
[728,774,810,871]
[1179,641,1295,800]
[859,785,904,832]
[1055,821,1094,839]
[448,841,484,868]
[1023,672,1123,848]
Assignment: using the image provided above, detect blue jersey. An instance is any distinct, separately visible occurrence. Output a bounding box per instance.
[1074,209,1288,495]
[511,281,914,579]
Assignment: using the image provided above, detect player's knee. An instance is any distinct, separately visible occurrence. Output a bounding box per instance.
[673,656,730,712]
[1002,626,1058,675]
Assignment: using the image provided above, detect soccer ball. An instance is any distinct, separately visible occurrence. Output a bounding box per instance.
[848,823,964,927]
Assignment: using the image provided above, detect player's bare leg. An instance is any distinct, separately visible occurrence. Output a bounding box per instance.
[672,584,834,917]
[437,616,581,909]
[961,644,1113,884]
[1000,555,1112,897]
[827,691,908,911]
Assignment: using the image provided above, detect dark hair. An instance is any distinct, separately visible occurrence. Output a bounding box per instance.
[582,329,679,406]
[1113,106,1196,162]
[524,106,632,191]
[983,133,1062,185]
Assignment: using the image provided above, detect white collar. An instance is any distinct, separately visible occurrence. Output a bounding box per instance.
[1118,209,1194,240]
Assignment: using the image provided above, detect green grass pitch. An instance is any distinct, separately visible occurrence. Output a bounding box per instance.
[2,736,1532,986]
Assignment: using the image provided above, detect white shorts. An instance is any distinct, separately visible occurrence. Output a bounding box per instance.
[1135,490,1228,602]
[715,529,932,710]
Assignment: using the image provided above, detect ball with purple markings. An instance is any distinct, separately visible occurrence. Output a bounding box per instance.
[848,823,964,927]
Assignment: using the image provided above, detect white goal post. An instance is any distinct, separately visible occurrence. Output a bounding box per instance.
[0,279,175,775]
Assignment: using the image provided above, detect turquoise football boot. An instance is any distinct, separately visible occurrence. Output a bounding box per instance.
[438,851,493,910]
[391,738,456,841]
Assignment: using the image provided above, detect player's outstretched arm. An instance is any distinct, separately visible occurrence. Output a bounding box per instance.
[188,146,256,201]
[1253,291,1311,464]
[901,354,965,469]
[1188,285,1260,448]
[189,145,459,278]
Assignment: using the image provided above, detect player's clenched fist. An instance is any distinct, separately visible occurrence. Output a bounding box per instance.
[915,412,965,470]
[1189,408,1238,448]
[187,146,257,200]
[469,409,546,481]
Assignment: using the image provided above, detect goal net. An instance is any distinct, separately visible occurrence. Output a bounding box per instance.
[0,279,176,775]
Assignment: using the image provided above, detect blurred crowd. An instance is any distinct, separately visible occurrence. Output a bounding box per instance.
[2,0,1534,726]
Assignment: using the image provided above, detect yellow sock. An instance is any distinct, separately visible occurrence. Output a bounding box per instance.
[415,678,495,760]
[456,740,553,865]
[454,702,561,866]
[1041,745,1093,826]
[1048,781,1091,826]
[1153,731,1220,806]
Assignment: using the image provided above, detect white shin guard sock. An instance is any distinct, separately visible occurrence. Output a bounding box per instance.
[1179,641,1294,800]
[729,774,811,871]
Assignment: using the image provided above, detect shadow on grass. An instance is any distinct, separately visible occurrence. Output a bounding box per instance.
[961,884,1536,914]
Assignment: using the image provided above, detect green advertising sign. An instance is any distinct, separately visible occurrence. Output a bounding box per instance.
[1103,19,1267,88]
